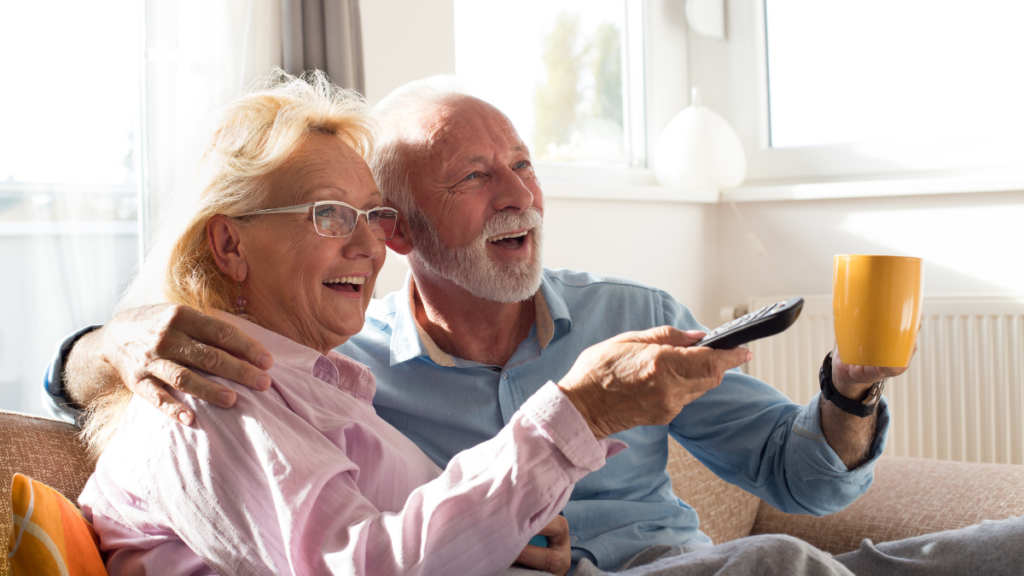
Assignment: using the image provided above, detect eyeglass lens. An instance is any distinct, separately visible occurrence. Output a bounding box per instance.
[313,204,398,239]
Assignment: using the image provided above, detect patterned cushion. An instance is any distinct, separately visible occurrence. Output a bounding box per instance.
[8,474,107,575]
[1,411,96,576]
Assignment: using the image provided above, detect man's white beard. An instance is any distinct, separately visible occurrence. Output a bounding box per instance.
[407,207,544,303]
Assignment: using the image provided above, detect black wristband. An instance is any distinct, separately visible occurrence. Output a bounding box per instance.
[819,352,882,418]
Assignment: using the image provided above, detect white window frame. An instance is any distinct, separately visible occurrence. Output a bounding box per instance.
[539,0,704,193]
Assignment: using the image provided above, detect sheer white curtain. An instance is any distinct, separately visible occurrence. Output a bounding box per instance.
[0,1,141,415]
[0,0,363,415]
[143,0,284,247]
[141,0,365,266]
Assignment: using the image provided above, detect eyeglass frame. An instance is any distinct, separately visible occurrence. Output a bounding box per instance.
[238,200,399,240]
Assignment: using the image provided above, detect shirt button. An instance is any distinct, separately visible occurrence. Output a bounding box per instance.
[502,373,508,380]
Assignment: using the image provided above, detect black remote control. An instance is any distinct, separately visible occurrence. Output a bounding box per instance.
[696,297,805,349]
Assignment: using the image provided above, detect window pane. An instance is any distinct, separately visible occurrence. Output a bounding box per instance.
[0,1,140,415]
[766,0,1024,149]
[454,0,634,165]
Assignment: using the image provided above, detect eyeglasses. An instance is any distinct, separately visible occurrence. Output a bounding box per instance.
[240,201,399,240]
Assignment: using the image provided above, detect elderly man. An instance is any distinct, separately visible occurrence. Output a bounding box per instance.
[46,77,1022,576]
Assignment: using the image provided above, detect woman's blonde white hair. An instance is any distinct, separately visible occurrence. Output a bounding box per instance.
[167,68,371,314]
[81,68,372,456]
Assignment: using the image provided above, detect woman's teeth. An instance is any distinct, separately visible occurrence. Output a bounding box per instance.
[324,276,366,285]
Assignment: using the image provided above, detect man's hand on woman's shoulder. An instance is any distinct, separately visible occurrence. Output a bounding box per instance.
[65,303,274,425]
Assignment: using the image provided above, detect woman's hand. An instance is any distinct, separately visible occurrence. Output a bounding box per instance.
[513,515,571,576]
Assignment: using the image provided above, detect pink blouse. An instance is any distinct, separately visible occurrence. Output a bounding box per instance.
[79,310,624,575]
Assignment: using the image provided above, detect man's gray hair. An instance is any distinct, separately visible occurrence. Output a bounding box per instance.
[369,75,469,215]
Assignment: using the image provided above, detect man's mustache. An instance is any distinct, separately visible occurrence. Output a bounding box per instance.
[480,209,543,242]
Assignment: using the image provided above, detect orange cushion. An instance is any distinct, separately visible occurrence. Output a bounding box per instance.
[7,473,107,576]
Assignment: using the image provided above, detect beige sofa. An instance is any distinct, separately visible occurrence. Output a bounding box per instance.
[3,409,1023,575]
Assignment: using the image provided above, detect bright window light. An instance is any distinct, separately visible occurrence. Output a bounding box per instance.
[0,0,140,415]
[454,0,636,165]
[766,0,1024,149]
[0,1,140,185]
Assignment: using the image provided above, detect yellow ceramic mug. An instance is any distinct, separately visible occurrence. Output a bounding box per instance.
[833,255,923,367]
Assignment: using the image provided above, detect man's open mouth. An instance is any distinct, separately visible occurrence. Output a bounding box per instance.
[323,276,366,293]
[487,230,529,249]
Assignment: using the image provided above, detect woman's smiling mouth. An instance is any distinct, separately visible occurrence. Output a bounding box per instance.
[323,276,366,294]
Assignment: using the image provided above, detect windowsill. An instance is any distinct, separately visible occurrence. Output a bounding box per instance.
[537,164,720,204]
[544,184,720,203]
[0,221,138,236]
[725,172,1024,203]
[541,170,1024,204]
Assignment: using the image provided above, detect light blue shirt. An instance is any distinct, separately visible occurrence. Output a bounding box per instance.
[44,268,888,571]
[338,269,889,571]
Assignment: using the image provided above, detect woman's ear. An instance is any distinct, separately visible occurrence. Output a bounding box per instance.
[207,215,248,282]
[384,208,414,256]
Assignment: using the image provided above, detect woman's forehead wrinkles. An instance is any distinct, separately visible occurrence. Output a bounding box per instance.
[268,136,374,204]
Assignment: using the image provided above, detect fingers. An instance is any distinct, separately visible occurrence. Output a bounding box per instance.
[174,338,272,392]
[146,359,241,409]
[660,344,751,382]
[102,303,276,427]
[514,516,572,576]
[618,326,706,348]
[537,514,569,541]
[131,376,195,425]
[164,309,273,390]
[184,310,273,370]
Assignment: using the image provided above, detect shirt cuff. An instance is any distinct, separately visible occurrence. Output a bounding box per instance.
[789,392,890,481]
[519,382,628,472]
[41,325,102,425]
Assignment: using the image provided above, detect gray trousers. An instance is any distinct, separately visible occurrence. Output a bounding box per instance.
[504,515,1024,576]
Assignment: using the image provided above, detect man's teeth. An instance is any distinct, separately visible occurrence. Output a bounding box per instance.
[324,276,366,284]
[488,231,528,242]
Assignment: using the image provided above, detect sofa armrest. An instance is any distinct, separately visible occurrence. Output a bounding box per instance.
[750,456,1024,554]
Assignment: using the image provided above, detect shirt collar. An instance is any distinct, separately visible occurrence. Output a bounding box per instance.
[387,271,572,367]
[209,308,376,402]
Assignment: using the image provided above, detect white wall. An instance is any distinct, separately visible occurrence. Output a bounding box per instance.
[713,191,1024,314]
[361,0,455,105]
[543,199,713,324]
[361,0,454,297]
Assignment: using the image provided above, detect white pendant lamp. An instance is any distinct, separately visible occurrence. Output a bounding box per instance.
[653,88,747,190]
[685,0,725,40]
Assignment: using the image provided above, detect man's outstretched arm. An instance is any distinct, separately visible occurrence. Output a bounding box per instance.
[59,304,274,425]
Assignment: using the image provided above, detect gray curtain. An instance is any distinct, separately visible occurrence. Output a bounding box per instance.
[281,0,365,94]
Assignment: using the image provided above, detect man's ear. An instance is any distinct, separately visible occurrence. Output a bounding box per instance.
[384,208,414,256]
[207,215,249,282]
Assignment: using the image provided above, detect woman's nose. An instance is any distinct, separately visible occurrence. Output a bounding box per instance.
[343,217,385,259]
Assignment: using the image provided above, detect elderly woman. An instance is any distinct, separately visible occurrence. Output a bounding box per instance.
[77,72,757,576]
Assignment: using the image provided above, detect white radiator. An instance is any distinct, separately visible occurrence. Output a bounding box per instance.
[743,295,1024,465]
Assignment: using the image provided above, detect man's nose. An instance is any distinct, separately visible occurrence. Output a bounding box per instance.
[491,166,535,212]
